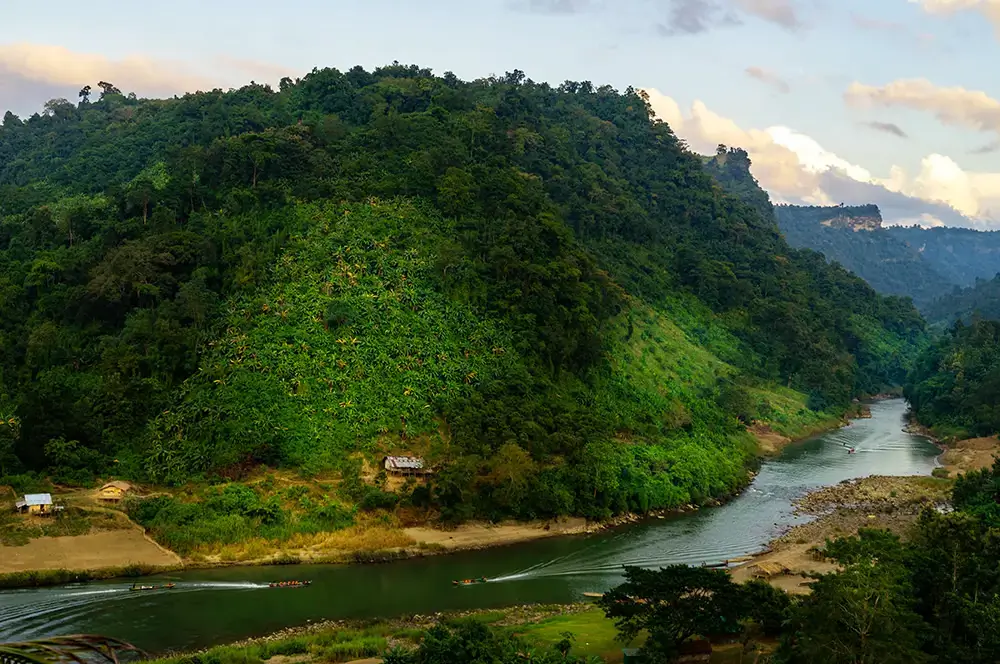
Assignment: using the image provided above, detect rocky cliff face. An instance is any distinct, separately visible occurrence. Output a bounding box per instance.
[819,211,883,232]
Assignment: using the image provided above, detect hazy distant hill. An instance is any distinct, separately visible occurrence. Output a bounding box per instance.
[773,204,1000,310]
[885,226,1000,288]
[922,275,1000,326]
[774,205,952,308]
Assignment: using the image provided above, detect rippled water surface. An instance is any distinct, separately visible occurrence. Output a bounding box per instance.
[0,399,939,653]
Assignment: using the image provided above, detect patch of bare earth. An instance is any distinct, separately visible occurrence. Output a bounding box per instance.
[939,436,1000,476]
[404,517,591,551]
[748,422,791,456]
[0,529,181,573]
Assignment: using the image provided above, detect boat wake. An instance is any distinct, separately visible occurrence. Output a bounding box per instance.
[0,581,270,641]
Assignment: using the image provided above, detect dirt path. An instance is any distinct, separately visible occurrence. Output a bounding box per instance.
[0,529,181,573]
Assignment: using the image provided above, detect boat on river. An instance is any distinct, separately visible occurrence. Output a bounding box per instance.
[129,583,175,592]
[452,577,489,586]
[268,580,312,588]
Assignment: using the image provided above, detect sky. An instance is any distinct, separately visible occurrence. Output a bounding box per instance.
[2,0,999,228]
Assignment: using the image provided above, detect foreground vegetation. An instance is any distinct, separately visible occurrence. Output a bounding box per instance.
[145,606,616,664]
[0,65,925,544]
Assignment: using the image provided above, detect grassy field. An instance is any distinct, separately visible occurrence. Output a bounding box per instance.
[515,606,629,660]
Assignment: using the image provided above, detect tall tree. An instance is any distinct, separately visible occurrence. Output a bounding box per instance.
[599,565,746,662]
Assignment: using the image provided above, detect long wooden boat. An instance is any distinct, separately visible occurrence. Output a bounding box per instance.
[268,580,312,588]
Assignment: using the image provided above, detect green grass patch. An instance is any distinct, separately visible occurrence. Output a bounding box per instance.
[516,606,628,659]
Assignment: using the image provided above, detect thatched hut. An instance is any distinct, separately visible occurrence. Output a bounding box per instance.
[746,561,790,579]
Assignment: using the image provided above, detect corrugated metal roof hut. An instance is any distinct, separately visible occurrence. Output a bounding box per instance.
[16,493,53,515]
[382,456,431,476]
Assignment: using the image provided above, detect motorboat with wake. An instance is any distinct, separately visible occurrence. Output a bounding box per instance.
[452,577,489,586]
[129,582,176,592]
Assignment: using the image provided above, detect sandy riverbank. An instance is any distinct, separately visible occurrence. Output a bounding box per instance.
[729,474,951,594]
[0,515,602,585]
[936,435,999,475]
[749,404,870,456]
[727,423,1000,597]
[403,517,592,551]
[0,529,181,574]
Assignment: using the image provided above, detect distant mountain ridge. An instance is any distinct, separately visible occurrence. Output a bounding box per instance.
[773,204,1000,311]
[886,225,1000,289]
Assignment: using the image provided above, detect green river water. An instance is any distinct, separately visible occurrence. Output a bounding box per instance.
[0,399,940,654]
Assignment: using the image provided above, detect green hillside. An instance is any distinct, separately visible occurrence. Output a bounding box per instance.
[0,66,925,530]
[905,319,1000,440]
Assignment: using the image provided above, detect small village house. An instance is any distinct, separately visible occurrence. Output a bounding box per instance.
[14,493,53,515]
[382,455,432,477]
[97,481,133,503]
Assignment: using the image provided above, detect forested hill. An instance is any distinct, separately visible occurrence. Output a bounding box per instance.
[905,318,1000,439]
[774,204,953,307]
[923,275,1000,325]
[773,204,1000,310]
[888,225,1000,288]
[0,66,924,521]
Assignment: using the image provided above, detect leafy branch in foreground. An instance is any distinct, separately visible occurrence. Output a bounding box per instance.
[0,635,145,664]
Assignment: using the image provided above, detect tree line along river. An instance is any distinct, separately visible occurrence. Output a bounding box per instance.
[0,399,940,654]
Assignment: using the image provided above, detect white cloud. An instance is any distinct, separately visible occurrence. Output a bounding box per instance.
[0,43,213,96]
[767,126,872,181]
[846,78,1000,135]
[909,0,1000,35]
[642,87,1000,227]
[886,154,1000,218]
[0,43,293,116]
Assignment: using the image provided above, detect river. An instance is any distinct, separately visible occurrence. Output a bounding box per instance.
[0,399,940,654]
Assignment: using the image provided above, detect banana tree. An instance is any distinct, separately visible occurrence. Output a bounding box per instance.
[0,635,145,664]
